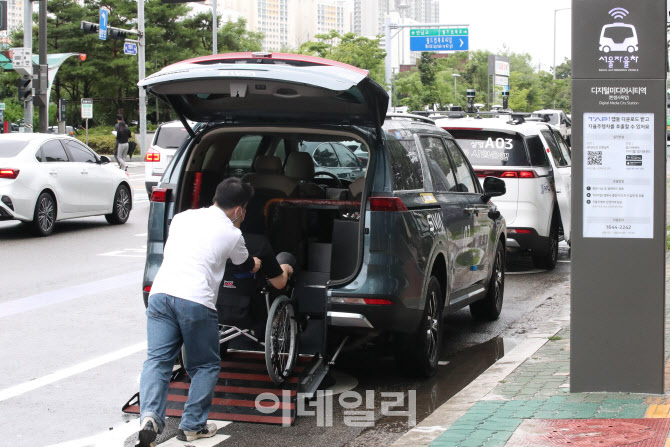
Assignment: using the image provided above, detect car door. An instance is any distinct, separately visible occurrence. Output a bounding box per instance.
[443,138,494,285]
[541,128,572,244]
[418,135,471,293]
[38,139,80,214]
[62,139,114,212]
[332,142,365,182]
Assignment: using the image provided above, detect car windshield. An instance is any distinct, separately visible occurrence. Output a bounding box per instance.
[155,126,188,149]
[0,141,29,158]
[448,130,530,167]
[297,139,365,181]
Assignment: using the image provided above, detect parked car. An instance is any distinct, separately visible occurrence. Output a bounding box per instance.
[341,140,369,165]
[298,140,365,183]
[436,116,571,270]
[144,120,191,194]
[47,125,76,136]
[0,133,133,236]
[139,53,507,377]
[531,109,572,145]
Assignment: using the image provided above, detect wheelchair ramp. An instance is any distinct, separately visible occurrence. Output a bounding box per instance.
[123,350,313,426]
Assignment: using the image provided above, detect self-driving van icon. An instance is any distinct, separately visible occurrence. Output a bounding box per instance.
[599,22,638,53]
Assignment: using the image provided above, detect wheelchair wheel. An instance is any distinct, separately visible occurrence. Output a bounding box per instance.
[265,295,299,385]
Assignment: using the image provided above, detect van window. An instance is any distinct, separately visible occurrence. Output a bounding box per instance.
[387,139,423,191]
[444,140,478,193]
[229,135,263,176]
[541,130,570,167]
[526,136,550,167]
[604,26,634,42]
[448,130,530,167]
[274,139,286,164]
[420,136,457,192]
[552,130,572,165]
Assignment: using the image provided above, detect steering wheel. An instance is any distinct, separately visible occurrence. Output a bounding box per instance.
[314,171,343,188]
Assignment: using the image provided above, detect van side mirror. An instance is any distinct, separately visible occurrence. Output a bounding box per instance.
[482,176,506,202]
[99,155,110,164]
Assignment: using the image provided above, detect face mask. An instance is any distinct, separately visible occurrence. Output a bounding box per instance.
[231,207,243,223]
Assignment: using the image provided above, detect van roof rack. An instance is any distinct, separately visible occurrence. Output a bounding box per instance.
[507,113,530,125]
[386,113,436,125]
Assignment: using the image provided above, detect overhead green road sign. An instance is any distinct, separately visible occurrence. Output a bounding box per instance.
[410,28,468,37]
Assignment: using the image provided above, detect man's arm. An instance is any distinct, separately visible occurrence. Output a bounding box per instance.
[267,264,293,290]
[229,234,261,273]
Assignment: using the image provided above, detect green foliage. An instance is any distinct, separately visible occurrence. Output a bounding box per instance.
[394,50,572,113]
[7,1,263,127]
[74,125,136,154]
[298,31,386,86]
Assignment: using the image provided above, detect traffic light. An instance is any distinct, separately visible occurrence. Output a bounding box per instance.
[17,76,32,102]
[108,28,127,40]
[80,21,99,34]
[0,1,7,32]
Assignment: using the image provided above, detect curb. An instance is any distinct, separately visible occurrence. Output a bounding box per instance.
[391,308,569,447]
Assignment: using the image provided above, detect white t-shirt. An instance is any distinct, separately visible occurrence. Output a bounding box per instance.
[149,206,250,310]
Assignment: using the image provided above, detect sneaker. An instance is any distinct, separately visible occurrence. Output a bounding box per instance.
[136,417,158,447]
[176,422,218,441]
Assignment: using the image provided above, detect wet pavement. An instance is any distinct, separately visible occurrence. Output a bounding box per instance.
[126,246,572,447]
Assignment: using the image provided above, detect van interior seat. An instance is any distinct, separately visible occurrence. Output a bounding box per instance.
[284,152,326,199]
[240,155,296,234]
[347,176,365,200]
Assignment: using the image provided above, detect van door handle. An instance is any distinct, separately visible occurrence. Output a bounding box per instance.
[49,170,57,176]
[80,170,88,174]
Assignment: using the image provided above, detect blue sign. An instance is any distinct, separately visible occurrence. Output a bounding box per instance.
[99,9,108,40]
[123,42,137,55]
[0,110,4,124]
[410,35,469,52]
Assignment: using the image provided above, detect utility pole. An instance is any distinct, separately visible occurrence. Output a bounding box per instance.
[37,0,47,133]
[212,0,217,55]
[138,0,146,157]
[22,0,32,133]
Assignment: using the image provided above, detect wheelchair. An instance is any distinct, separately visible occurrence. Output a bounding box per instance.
[215,258,301,385]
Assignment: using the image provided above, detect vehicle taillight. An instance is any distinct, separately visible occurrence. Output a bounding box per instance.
[508,229,533,234]
[143,286,152,293]
[475,170,537,179]
[369,197,408,212]
[150,187,168,203]
[145,151,160,162]
[0,169,19,179]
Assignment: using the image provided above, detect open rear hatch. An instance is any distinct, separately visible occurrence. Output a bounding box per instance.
[138,52,389,133]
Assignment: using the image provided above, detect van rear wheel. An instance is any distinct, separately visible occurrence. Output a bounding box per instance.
[394,276,442,377]
[533,214,559,270]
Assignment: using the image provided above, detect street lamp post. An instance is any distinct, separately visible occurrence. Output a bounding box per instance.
[553,7,570,80]
[452,73,460,104]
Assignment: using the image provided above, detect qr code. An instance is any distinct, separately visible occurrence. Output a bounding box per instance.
[587,151,602,166]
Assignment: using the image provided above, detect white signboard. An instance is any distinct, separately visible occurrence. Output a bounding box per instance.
[11,47,32,76]
[0,103,4,110]
[494,75,509,87]
[583,112,654,238]
[81,98,93,119]
[494,60,510,77]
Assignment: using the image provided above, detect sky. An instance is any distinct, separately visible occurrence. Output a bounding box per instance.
[437,0,670,74]
[438,0,573,73]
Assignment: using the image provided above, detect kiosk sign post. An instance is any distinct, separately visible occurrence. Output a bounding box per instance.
[571,0,667,393]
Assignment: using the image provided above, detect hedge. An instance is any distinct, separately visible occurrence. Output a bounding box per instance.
[74,132,136,156]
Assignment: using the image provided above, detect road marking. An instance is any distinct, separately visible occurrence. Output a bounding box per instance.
[0,342,146,402]
[135,232,147,237]
[99,247,146,258]
[0,270,143,319]
[45,420,231,447]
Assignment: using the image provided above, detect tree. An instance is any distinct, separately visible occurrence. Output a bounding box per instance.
[554,58,571,80]
[298,31,386,86]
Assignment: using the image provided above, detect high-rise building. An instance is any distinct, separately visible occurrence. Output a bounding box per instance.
[391,0,439,24]
[0,0,26,44]
[221,0,289,51]
[291,0,351,45]
[353,0,386,38]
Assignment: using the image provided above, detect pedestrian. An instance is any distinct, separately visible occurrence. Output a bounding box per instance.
[137,178,262,447]
[115,119,132,170]
[114,114,123,161]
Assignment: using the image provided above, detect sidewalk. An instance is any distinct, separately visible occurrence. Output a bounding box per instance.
[392,256,670,447]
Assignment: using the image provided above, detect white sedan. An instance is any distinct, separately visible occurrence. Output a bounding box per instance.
[0,133,133,236]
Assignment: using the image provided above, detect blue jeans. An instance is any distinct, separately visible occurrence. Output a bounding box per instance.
[140,293,221,433]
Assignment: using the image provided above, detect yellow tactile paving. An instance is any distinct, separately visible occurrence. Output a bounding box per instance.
[649,405,670,418]
[664,438,670,447]
[646,404,659,418]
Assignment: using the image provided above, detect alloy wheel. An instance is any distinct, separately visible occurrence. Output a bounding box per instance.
[38,196,55,233]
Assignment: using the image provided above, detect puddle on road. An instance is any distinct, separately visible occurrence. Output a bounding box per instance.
[336,336,518,445]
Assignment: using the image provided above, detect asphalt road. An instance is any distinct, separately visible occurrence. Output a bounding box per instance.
[0,166,572,446]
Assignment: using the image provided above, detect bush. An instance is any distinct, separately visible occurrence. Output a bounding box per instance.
[74,126,137,156]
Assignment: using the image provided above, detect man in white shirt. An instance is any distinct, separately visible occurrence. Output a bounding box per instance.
[137,178,261,446]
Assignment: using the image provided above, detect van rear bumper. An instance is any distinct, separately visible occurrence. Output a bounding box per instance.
[506,228,549,253]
